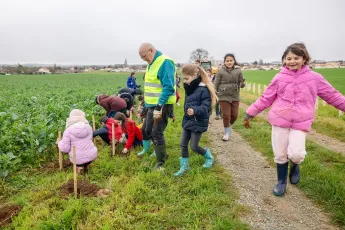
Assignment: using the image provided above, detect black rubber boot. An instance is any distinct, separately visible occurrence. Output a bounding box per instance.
[289,161,300,185]
[154,145,167,170]
[272,162,288,196]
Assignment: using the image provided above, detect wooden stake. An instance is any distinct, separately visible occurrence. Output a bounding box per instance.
[339,110,344,117]
[58,131,63,170]
[92,115,96,131]
[129,110,133,120]
[258,84,261,95]
[112,123,115,156]
[73,146,77,198]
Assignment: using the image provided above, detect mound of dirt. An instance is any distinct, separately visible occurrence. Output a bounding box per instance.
[59,179,110,198]
[44,159,72,171]
[0,204,22,227]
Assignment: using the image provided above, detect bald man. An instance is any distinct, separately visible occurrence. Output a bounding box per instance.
[137,43,176,170]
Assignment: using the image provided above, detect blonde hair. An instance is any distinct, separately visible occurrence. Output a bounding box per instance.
[181,64,218,104]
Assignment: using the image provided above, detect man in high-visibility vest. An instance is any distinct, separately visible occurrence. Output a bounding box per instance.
[137,42,176,170]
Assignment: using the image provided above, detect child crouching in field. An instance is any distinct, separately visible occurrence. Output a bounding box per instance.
[93,116,123,144]
[114,112,143,154]
[244,43,345,196]
[174,64,218,176]
[57,109,97,173]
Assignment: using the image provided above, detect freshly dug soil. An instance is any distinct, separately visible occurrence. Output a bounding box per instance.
[43,159,72,171]
[58,179,101,198]
[0,204,22,227]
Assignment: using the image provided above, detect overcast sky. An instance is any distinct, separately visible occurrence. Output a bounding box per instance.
[1,0,344,65]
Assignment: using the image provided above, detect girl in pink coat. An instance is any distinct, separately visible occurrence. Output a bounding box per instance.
[244,43,345,196]
[57,109,98,173]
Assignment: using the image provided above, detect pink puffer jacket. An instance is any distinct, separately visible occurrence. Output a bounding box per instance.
[246,66,345,131]
[58,122,97,165]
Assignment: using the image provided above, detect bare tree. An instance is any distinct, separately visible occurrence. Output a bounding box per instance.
[189,48,209,63]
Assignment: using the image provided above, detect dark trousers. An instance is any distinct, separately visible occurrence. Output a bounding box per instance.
[142,105,173,166]
[180,129,206,158]
[124,134,143,147]
[107,108,128,118]
[215,102,221,116]
[93,127,110,144]
[142,105,173,145]
[99,133,110,144]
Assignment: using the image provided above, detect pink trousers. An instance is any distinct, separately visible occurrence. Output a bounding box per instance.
[271,126,307,164]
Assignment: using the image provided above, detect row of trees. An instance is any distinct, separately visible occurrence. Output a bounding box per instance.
[189,48,269,66]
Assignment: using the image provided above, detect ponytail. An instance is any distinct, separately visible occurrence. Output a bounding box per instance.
[197,66,218,104]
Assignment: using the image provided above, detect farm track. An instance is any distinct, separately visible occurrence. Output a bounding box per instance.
[239,102,345,156]
[208,117,338,230]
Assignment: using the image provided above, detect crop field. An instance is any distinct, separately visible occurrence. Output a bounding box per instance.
[0,69,345,229]
[0,72,248,229]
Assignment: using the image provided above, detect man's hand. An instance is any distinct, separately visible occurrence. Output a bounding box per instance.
[187,108,194,116]
[153,105,163,124]
[122,148,129,154]
[243,113,254,129]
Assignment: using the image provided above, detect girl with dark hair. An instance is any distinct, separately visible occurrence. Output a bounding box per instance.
[214,53,246,141]
[114,112,143,154]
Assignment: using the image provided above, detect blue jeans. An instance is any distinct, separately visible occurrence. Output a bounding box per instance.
[107,111,117,118]
[107,108,128,118]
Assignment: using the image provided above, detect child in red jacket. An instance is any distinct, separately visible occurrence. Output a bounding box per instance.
[93,116,123,144]
[114,112,143,154]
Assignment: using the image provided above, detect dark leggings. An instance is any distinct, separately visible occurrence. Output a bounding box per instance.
[219,101,240,128]
[180,129,206,158]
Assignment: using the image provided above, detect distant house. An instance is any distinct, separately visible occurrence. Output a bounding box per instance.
[36,68,51,74]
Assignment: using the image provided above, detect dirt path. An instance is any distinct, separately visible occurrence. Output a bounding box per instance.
[209,119,338,230]
[239,102,345,156]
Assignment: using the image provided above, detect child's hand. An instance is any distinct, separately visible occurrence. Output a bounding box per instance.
[122,148,129,154]
[187,108,194,116]
[243,113,254,129]
[56,137,61,145]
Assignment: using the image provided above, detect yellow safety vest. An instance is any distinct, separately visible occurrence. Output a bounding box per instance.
[144,54,176,105]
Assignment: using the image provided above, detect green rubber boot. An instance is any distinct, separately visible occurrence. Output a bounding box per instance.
[137,140,151,157]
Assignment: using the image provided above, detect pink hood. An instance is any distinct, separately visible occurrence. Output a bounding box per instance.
[246,66,345,131]
[58,122,97,164]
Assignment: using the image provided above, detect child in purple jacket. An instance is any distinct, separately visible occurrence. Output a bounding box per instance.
[244,43,345,196]
[57,109,98,173]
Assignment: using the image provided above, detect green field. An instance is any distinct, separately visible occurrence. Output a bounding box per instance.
[1,70,345,229]
[241,68,345,142]
[0,72,248,229]
[243,68,345,94]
